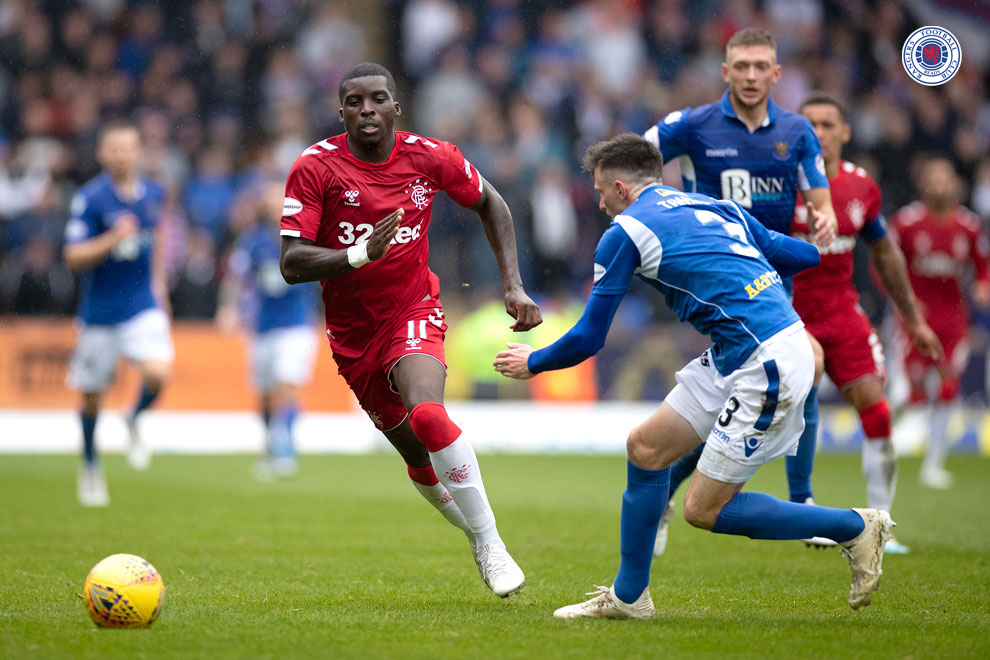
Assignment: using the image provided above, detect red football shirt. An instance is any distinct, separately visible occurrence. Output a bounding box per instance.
[891,201,989,333]
[280,131,484,358]
[791,160,884,323]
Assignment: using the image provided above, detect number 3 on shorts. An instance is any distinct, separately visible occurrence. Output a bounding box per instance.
[718,396,740,427]
[717,360,780,433]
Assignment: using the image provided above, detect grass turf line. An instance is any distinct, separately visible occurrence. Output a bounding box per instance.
[1,453,988,659]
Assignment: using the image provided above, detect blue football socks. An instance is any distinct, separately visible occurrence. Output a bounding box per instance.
[130,382,161,421]
[786,386,818,503]
[270,403,298,459]
[613,462,670,604]
[81,411,97,465]
[712,492,864,543]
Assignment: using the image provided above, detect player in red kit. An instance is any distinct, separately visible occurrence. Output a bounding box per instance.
[793,93,942,553]
[279,62,542,597]
[892,156,990,490]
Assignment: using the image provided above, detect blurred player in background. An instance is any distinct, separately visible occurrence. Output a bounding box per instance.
[218,180,319,479]
[892,157,990,489]
[496,134,892,619]
[793,93,942,554]
[643,27,838,553]
[279,63,542,598]
[63,121,172,506]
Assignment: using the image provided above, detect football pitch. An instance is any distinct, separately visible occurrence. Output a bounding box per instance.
[2,453,988,659]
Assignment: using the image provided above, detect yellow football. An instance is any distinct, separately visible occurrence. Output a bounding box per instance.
[83,554,165,628]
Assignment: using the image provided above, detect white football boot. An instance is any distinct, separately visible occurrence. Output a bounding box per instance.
[125,415,151,471]
[653,499,675,557]
[553,584,655,620]
[474,540,525,597]
[78,463,109,507]
[800,497,839,548]
[919,466,953,490]
[272,456,299,478]
[839,508,894,609]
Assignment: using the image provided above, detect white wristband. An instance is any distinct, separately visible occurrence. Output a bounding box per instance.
[346,242,370,268]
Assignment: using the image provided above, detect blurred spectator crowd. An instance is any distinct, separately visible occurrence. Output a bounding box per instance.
[1,0,989,399]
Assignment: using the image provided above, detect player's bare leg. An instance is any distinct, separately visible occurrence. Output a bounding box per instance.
[126,358,171,471]
[390,355,524,597]
[78,391,109,507]
[844,378,906,553]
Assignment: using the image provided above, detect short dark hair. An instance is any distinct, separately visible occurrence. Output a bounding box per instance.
[799,92,847,121]
[98,119,140,145]
[582,133,664,183]
[338,62,397,103]
[726,28,776,55]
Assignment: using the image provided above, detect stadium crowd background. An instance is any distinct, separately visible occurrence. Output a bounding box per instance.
[1,0,989,403]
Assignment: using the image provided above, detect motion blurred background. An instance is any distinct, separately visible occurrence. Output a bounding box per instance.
[0,0,988,452]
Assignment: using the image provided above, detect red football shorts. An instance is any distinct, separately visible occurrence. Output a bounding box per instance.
[332,296,448,432]
[804,306,885,391]
[904,322,969,385]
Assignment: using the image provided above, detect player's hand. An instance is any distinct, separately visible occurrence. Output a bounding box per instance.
[494,343,535,379]
[909,321,944,363]
[973,281,990,309]
[806,201,836,247]
[112,212,139,243]
[504,287,542,332]
[367,208,404,261]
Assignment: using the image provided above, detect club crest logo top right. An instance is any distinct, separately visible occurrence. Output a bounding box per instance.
[902,26,961,86]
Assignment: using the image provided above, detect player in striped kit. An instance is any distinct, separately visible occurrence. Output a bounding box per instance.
[792,93,942,553]
[892,157,990,489]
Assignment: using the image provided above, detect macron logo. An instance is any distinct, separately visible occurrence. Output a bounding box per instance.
[705,147,739,158]
[282,197,303,216]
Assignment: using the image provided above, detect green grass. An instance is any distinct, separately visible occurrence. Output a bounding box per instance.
[1,453,988,660]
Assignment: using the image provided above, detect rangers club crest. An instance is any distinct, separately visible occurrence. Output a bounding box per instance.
[405,178,433,210]
[444,464,471,483]
[902,26,961,86]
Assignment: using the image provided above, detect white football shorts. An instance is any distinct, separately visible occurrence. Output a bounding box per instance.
[250,325,318,392]
[68,307,174,392]
[665,322,814,484]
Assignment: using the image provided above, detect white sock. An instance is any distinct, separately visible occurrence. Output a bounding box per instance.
[862,437,896,512]
[429,437,501,546]
[410,480,472,538]
[924,403,953,472]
